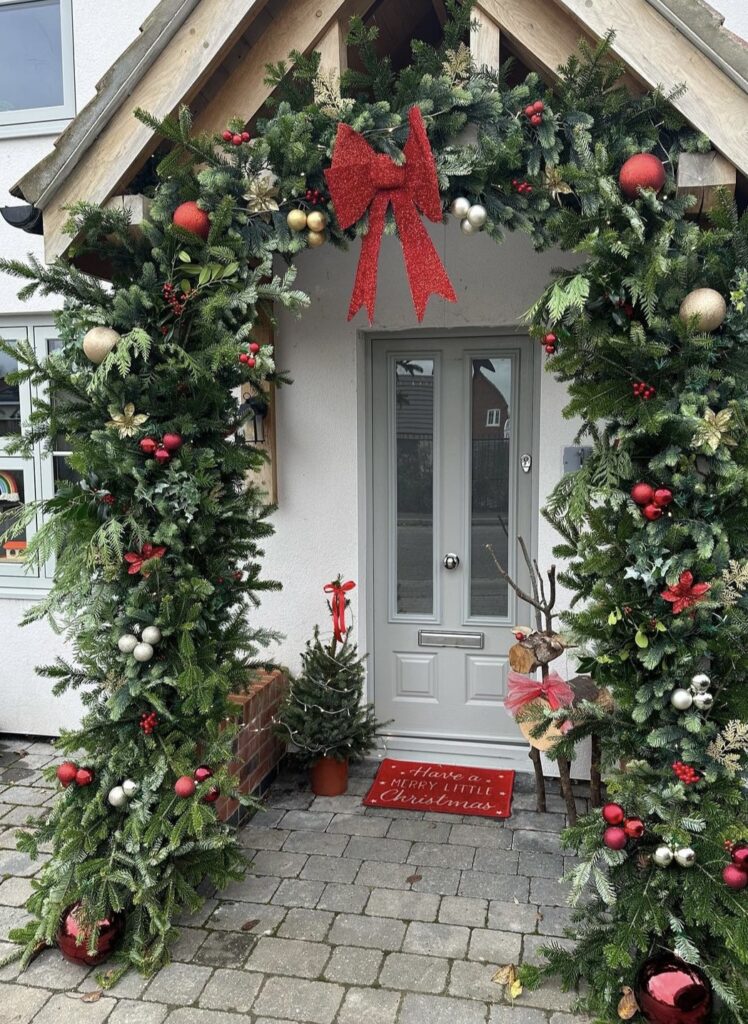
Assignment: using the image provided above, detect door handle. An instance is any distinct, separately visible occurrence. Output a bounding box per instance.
[443,553,460,570]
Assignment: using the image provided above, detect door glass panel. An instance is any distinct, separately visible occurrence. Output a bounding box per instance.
[395,358,434,615]
[0,345,21,437]
[470,357,511,617]
[0,467,27,563]
[46,336,78,490]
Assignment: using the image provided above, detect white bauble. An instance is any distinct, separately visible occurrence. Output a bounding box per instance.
[693,691,714,711]
[132,642,154,663]
[107,785,128,808]
[466,203,487,228]
[460,218,477,235]
[122,779,139,798]
[690,672,711,693]
[678,287,726,332]
[670,688,693,711]
[674,846,696,868]
[117,634,138,654]
[141,626,162,645]
[653,845,673,867]
[450,196,470,219]
[82,326,120,365]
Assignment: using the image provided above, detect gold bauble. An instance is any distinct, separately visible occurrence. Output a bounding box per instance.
[82,326,121,364]
[286,208,308,232]
[307,230,326,248]
[678,287,726,332]
[306,210,328,233]
[517,698,566,752]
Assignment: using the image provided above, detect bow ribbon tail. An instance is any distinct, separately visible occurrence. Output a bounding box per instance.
[391,191,456,321]
[348,193,388,323]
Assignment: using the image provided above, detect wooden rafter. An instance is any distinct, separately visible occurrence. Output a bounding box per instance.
[470,3,501,73]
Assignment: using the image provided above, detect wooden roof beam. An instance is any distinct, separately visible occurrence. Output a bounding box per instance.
[471,3,501,73]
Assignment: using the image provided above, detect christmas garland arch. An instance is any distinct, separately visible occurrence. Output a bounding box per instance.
[2,5,748,1018]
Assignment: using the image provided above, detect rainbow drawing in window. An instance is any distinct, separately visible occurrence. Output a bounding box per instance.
[0,469,26,561]
[0,469,20,503]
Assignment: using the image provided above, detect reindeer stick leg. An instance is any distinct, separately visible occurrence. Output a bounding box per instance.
[557,756,577,826]
[529,746,546,813]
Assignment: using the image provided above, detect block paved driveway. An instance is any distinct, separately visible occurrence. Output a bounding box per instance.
[0,737,592,1024]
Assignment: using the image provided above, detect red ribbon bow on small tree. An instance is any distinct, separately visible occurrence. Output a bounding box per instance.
[124,543,167,576]
[324,578,356,641]
[324,106,457,323]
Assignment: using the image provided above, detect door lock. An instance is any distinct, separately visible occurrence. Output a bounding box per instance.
[520,453,532,473]
[443,553,460,570]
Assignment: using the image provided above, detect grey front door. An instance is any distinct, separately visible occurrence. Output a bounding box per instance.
[371,334,535,764]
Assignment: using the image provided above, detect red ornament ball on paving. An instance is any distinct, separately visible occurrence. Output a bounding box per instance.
[723,864,748,890]
[57,903,125,966]
[172,201,210,240]
[603,826,628,850]
[56,762,78,787]
[174,776,196,798]
[602,802,625,825]
[635,953,712,1024]
[619,153,666,199]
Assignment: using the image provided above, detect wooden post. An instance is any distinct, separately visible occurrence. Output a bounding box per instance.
[315,17,347,80]
[470,3,501,72]
[676,151,736,217]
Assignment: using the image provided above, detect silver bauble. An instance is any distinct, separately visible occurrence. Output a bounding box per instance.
[117,634,138,654]
[460,218,477,235]
[690,672,711,693]
[466,203,487,228]
[450,196,470,219]
[674,846,696,868]
[132,642,154,663]
[653,845,673,867]
[141,625,162,645]
[122,779,139,798]
[693,691,714,711]
[107,785,128,808]
[670,688,693,711]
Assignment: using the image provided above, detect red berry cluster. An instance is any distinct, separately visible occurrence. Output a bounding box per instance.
[56,762,94,788]
[163,282,188,317]
[613,298,635,319]
[238,340,261,366]
[632,381,656,400]
[100,493,116,506]
[305,187,325,205]
[672,760,699,784]
[523,99,545,126]
[222,129,251,146]
[140,711,158,735]
[511,179,533,195]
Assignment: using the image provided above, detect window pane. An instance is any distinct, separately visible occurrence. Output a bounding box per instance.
[0,1,63,114]
[395,359,434,615]
[0,346,21,436]
[53,454,78,490]
[0,468,27,562]
[470,358,511,617]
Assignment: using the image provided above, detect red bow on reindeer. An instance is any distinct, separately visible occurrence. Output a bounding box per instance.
[324,106,456,323]
[324,578,356,642]
[124,544,167,576]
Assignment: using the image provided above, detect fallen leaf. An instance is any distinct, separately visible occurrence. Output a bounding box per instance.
[509,978,523,999]
[618,986,639,1020]
[241,919,261,932]
[81,991,103,1003]
[406,874,422,884]
[492,964,517,986]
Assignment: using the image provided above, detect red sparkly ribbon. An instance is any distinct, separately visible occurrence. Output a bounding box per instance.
[124,543,167,576]
[505,671,575,714]
[324,579,356,641]
[324,106,456,323]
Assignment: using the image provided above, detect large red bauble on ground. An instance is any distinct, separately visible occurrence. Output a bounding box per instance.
[172,201,210,240]
[635,953,712,1024]
[56,762,78,787]
[602,802,625,825]
[57,902,125,966]
[619,153,666,199]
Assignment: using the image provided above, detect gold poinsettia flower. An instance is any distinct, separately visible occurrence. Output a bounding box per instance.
[544,167,574,202]
[244,178,280,213]
[106,403,149,438]
[691,407,737,454]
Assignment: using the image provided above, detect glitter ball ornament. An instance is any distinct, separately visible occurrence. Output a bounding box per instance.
[75,767,94,786]
[56,762,78,787]
[635,953,711,1024]
[139,437,158,455]
[631,483,655,505]
[692,691,713,712]
[466,204,487,228]
[107,785,128,808]
[306,210,328,233]
[117,634,138,654]
[678,287,726,332]
[674,846,696,868]
[690,673,711,693]
[450,196,470,218]
[172,201,210,240]
[133,642,154,663]
[122,779,139,798]
[82,326,120,365]
[286,209,308,232]
[603,826,628,850]
[670,689,693,711]
[619,153,666,199]
[57,903,125,966]
[624,818,645,840]
[174,776,196,798]
[602,802,625,825]
[141,626,162,645]
[723,864,748,890]
[653,845,674,867]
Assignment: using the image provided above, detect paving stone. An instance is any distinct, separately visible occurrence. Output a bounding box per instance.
[208,900,286,932]
[513,851,564,878]
[338,985,400,1024]
[220,874,280,903]
[355,861,415,890]
[326,814,390,838]
[283,831,349,857]
[439,895,487,927]
[0,876,34,906]
[169,926,207,961]
[459,871,530,902]
[109,1001,168,1024]
[192,929,256,967]
[317,883,369,913]
[329,913,406,951]
[162,1011,247,1024]
[278,908,334,941]
[549,1013,593,1023]
[365,806,423,820]
[31,992,116,1023]
[345,837,411,863]
[0,850,41,877]
[174,899,218,928]
[365,887,439,922]
[519,980,577,1012]
[253,977,344,1023]
[522,934,576,966]
[407,842,475,870]
[198,968,263,1012]
[79,970,149,999]
[309,795,365,814]
[237,826,289,850]
[468,927,522,963]
[379,951,449,993]
[301,854,361,883]
[508,810,566,832]
[511,790,567,813]
[18,948,91,989]
[323,945,383,985]
[280,810,334,831]
[386,819,451,843]
[410,867,462,896]
[0,981,51,1023]
[472,848,520,874]
[248,808,287,828]
[250,850,308,877]
[488,901,541,933]
[1,806,47,826]
[529,877,571,908]
[246,936,331,977]
[143,962,212,1004]
[449,824,513,849]
[537,906,575,937]
[266,790,315,811]
[449,959,506,1002]
[488,1006,549,1023]
[402,921,470,959]
[512,830,563,855]
[399,992,489,1024]
[1,787,48,807]
[272,878,326,909]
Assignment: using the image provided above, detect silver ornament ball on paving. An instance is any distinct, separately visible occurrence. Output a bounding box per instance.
[670,688,693,711]
[466,203,487,228]
[690,672,711,693]
[107,785,128,808]
[674,846,696,868]
[653,845,674,867]
[132,642,154,663]
[117,634,138,654]
[693,691,714,711]
[122,779,139,798]
[450,196,470,219]
[142,626,161,645]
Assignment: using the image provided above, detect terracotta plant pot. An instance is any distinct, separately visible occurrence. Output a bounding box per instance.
[310,756,349,796]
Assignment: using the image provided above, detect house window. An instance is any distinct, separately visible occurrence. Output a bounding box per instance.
[0,0,75,135]
[485,408,501,427]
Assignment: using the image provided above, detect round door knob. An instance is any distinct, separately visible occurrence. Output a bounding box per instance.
[443,553,460,570]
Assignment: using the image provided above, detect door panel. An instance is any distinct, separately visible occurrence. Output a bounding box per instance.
[372,335,534,758]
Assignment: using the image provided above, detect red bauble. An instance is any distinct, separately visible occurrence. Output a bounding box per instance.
[631,482,655,506]
[722,864,748,890]
[635,952,712,1024]
[524,104,534,117]
[194,765,213,783]
[203,786,220,804]
[57,902,125,966]
[532,100,544,113]
[731,845,748,869]
[624,817,645,839]
[172,201,210,240]
[154,447,171,465]
[619,153,666,199]
[174,775,196,798]
[56,762,78,787]
[139,437,158,455]
[222,130,232,141]
[75,767,94,786]
[602,802,625,825]
[249,342,260,354]
[653,488,673,507]
[643,503,663,522]
[162,433,183,452]
[530,114,542,126]
[603,826,627,850]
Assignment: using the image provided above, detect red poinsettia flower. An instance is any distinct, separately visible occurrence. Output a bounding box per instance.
[124,544,168,576]
[660,571,710,615]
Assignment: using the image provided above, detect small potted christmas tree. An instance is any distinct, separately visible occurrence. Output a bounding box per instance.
[276,578,385,795]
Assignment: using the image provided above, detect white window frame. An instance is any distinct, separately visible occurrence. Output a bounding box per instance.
[0,0,75,138]
[485,408,501,427]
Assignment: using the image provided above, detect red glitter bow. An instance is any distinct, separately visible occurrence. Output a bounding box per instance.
[124,543,167,576]
[660,570,710,615]
[324,579,356,641]
[505,671,575,714]
[324,106,456,323]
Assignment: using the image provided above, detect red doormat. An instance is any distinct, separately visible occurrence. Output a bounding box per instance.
[363,758,514,819]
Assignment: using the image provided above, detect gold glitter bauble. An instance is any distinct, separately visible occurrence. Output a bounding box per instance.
[678,288,726,332]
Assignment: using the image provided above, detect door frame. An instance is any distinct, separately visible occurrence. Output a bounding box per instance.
[359,325,542,766]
